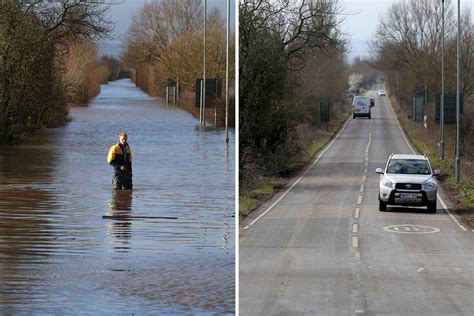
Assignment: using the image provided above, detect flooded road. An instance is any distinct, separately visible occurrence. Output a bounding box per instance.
[0,79,235,314]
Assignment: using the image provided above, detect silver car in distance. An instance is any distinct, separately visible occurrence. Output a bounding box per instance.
[376,154,441,213]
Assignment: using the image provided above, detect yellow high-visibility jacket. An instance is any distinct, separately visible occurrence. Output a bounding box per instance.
[107,143,132,172]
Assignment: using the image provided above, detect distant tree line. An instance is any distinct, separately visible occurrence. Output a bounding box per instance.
[240,0,348,191]
[0,1,111,144]
[100,55,131,82]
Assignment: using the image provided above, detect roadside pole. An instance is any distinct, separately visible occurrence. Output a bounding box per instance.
[202,0,207,127]
[455,0,461,182]
[225,0,230,143]
[440,0,445,160]
[176,77,179,103]
[200,80,203,124]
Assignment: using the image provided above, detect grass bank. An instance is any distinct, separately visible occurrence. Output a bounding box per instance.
[239,110,351,219]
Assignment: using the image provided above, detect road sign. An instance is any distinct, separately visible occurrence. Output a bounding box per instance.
[436,93,463,124]
[320,99,329,123]
[195,78,222,108]
[415,86,426,104]
[412,96,424,122]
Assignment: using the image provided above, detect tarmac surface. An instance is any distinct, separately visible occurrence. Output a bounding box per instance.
[240,85,474,315]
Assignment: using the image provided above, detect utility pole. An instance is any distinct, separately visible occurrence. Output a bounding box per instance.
[455,0,461,182]
[225,0,230,143]
[440,0,445,159]
[202,0,207,127]
[176,77,179,103]
[199,79,203,124]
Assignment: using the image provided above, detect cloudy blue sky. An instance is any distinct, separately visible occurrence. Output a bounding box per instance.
[344,0,474,61]
[100,0,473,60]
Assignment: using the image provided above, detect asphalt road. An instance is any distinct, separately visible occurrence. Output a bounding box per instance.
[239,87,474,315]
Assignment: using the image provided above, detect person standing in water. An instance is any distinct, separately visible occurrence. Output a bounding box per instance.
[107,132,133,190]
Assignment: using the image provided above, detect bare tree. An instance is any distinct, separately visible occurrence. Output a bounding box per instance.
[241,0,346,71]
[240,0,348,190]
[372,0,473,103]
[123,0,233,93]
[0,1,112,143]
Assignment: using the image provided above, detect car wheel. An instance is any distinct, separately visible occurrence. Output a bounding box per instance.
[427,201,437,213]
[379,199,387,212]
[368,114,371,119]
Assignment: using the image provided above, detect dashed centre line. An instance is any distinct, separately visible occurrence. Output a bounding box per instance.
[352,236,359,248]
[352,123,372,254]
[353,223,359,233]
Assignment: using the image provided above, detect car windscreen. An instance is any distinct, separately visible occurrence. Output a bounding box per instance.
[386,159,431,175]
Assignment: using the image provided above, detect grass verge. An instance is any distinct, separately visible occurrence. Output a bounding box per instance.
[239,111,351,220]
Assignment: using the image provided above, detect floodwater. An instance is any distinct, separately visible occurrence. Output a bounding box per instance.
[0,79,235,314]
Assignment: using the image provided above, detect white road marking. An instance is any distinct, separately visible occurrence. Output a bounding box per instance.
[353,223,359,233]
[438,194,466,232]
[355,309,364,314]
[417,267,425,273]
[383,224,440,234]
[359,184,365,193]
[363,168,367,174]
[361,175,366,182]
[352,236,359,248]
[354,208,360,219]
[357,195,363,205]
[243,117,352,230]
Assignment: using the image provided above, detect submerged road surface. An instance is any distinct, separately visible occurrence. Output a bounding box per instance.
[0,79,235,314]
[240,86,474,315]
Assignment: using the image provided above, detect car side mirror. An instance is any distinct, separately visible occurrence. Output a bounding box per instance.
[375,168,384,174]
[433,169,441,176]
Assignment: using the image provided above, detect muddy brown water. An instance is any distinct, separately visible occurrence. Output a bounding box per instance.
[0,79,235,314]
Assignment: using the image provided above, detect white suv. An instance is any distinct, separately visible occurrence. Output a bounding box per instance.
[376,154,440,212]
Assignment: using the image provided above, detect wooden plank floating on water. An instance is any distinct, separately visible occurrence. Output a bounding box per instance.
[102,215,178,220]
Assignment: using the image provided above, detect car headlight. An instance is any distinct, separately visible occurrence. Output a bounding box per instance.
[422,180,437,190]
[382,179,394,188]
